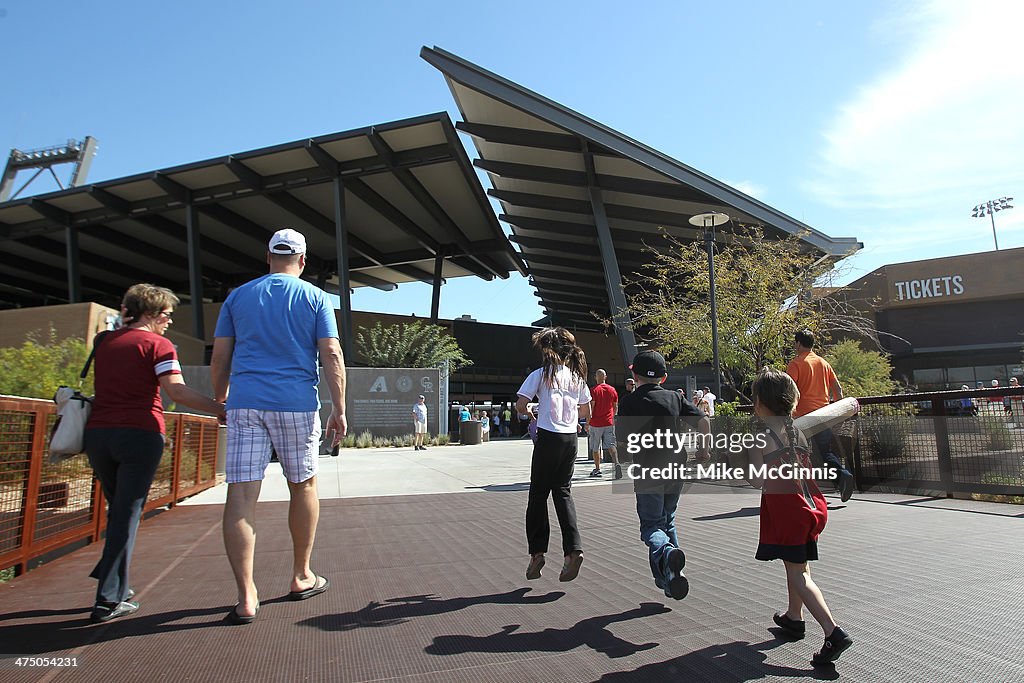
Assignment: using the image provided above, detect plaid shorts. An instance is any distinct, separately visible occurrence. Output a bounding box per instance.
[225,409,321,484]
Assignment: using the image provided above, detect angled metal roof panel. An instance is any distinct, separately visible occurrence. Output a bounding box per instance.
[0,112,525,309]
[422,46,862,328]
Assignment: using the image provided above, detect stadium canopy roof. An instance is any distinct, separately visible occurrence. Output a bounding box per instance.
[422,46,862,363]
[0,112,525,354]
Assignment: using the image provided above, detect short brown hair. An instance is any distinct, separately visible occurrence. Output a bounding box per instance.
[122,283,179,323]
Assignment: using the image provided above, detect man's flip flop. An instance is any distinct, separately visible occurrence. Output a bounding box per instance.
[227,603,259,625]
[289,575,330,601]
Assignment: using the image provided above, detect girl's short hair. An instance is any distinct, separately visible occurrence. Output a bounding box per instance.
[122,283,179,323]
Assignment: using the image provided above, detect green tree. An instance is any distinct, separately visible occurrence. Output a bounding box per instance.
[625,227,877,401]
[355,321,472,371]
[823,339,895,398]
[0,329,93,399]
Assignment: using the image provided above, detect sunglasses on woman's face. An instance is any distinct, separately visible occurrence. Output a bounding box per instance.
[158,310,174,320]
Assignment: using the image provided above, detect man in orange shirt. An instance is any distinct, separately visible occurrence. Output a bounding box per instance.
[786,330,855,502]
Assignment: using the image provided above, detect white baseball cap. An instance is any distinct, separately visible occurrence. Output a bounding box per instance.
[269,228,307,255]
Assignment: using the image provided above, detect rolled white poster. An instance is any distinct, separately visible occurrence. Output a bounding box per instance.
[793,397,860,437]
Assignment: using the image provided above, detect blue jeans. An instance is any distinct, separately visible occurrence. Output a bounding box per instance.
[811,428,848,481]
[635,491,681,590]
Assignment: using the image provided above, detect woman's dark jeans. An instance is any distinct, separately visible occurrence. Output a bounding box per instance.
[85,428,164,605]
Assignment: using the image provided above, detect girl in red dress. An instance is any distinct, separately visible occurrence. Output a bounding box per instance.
[747,368,852,666]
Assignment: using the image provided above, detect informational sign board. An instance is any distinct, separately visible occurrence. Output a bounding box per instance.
[331,367,441,438]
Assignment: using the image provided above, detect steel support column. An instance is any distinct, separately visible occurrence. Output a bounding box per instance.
[185,204,205,340]
[332,176,355,360]
[430,245,446,324]
[65,224,81,303]
[584,146,637,369]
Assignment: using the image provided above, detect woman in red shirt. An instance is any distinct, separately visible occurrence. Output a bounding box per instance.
[85,284,224,623]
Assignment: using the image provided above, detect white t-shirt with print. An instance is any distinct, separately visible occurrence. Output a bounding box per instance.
[517,366,592,434]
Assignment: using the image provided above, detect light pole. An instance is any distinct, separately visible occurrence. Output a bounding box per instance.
[971,197,1014,250]
[688,211,730,402]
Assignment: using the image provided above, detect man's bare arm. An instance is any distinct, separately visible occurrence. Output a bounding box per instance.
[210,337,235,403]
[318,337,347,443]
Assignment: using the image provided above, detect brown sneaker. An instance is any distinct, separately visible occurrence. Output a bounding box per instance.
[559,551,584,582]
[526,554,545,580]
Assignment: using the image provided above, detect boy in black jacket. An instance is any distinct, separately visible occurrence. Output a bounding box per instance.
[617,351,710,599]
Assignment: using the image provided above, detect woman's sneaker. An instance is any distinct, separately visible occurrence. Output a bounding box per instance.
[90,600,139,624]
[812,626,853,665]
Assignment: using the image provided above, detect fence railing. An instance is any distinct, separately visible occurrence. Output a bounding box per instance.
[851,387,1024,498]
[714,387,1024,499]
[0,395,222,577]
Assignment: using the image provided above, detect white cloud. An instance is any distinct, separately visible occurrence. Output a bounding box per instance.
[724,179,766,200]
[806,0,1024,212]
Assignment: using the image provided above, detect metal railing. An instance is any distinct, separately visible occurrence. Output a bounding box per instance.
[852,387,1024,497]
[0,395,221,577]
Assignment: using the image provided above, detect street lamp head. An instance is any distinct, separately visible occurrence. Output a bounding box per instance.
[687,212,730,228]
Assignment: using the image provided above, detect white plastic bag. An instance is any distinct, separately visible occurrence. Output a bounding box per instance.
[49,386,93,462]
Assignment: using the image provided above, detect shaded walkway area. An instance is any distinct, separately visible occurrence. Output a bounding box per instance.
[2,483,1022,682]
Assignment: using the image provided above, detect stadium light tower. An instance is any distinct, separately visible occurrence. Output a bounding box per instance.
[0,137,99,202]
[971,197,1014,250]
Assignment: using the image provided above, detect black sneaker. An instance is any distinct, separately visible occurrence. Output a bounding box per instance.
[665,548,688,600]
[614,464,623,480]
[90,600,140,624]
[812,626,853,665]
[773,611,806,639]
[589,468,602,478]
[837,471,855,502]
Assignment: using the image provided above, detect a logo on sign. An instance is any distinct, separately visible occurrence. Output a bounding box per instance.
[397,376,413,392]
[369,376,388,393]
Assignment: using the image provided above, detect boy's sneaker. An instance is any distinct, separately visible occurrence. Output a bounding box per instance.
[812,626,853,665]
[589,468,602,477]
[665,548,688,600]
[614,464,623,479]
[773,611,806,639]
[837,471,854,502]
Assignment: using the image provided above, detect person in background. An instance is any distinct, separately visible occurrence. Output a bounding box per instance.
[516,327,592,583]
[412,395,428,451]
[786,330,855,502]
[502,404,512,437]
[588,368,622,479]
[85,284,225,623]
[700,386,717,417]
[624,378,636,394]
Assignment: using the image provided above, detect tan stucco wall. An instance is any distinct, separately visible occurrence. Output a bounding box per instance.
[0,302,206,365]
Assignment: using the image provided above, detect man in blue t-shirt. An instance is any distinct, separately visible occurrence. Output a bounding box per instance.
[210,227,347,624]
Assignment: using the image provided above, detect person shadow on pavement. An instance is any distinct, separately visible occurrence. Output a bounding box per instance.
[299,587,564,632]
[0,602,264,656]
[594,637,840,682]
[425,602,671,659]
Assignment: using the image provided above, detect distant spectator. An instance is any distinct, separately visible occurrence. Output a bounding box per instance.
[1005,377,1020,416]
[625,378,636,394]
[701,386,717,417]
[959,385,977,416]
[459,405,472,422]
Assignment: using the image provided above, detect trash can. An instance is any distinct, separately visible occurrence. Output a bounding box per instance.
[461,420,482,445]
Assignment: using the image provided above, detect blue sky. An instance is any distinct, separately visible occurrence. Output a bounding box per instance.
[2,0,1021,326]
